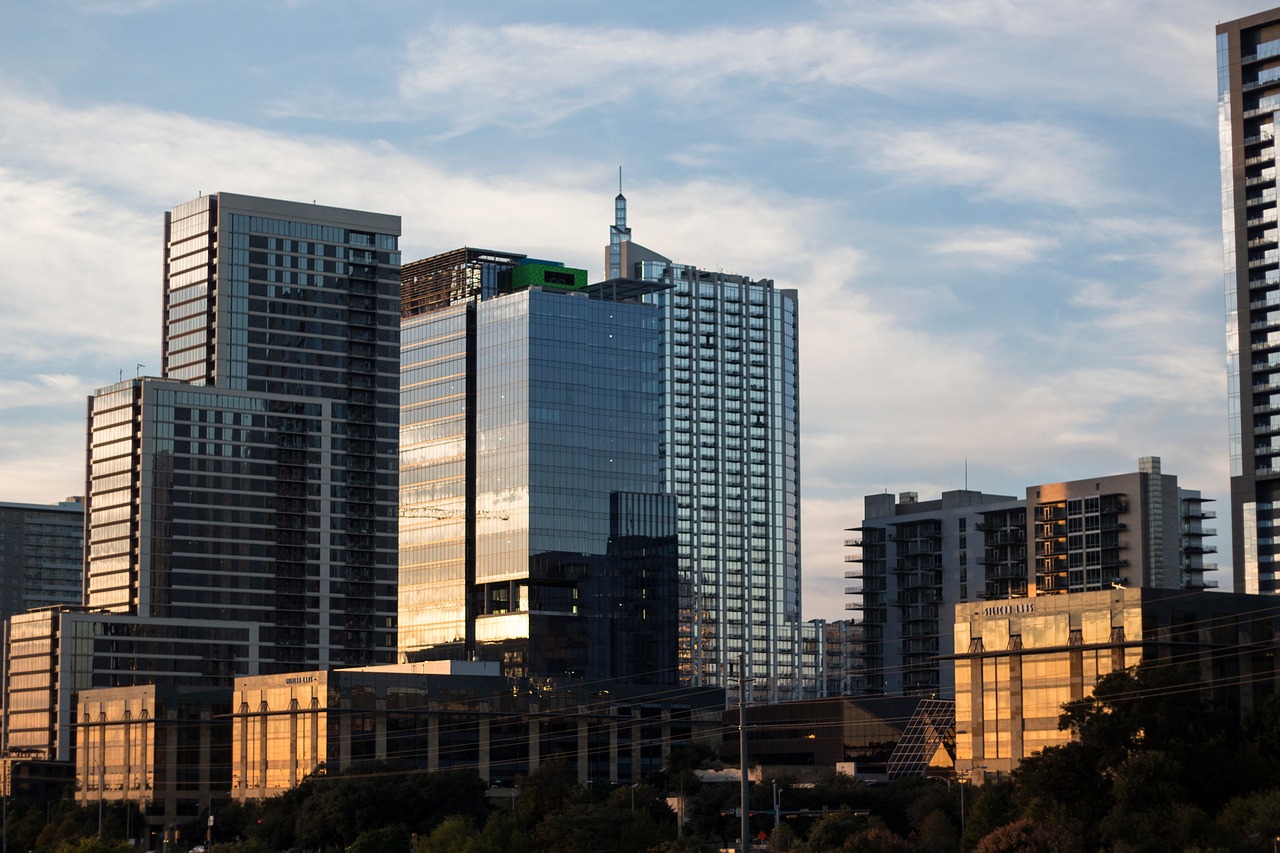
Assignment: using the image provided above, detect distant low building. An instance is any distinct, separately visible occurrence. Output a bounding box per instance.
[723,695,953,783]
[228,664,724,799]
[75,683,230,844]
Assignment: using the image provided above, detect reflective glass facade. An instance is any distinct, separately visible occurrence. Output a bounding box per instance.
[610,206,803,701]
[1220,12,1280,594]
[400,264,678,683]
[85,193,402,672]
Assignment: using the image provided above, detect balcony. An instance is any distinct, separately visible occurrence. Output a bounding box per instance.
[1247,148,1278,166]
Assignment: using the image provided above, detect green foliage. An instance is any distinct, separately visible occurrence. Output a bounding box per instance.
[840,825,914,853]
[799,810,881,852]
[419,815,481,853]
[535,801,671,853]
[348,822,413,853]
[960,777,1014,850]
[1215,787,1280,850]
[49,838,135,853]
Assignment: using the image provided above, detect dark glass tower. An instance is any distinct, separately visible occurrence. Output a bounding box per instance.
[85,193,402,671]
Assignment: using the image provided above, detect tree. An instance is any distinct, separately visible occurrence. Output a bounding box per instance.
[973,818,1064,853]
[348,823,413,853]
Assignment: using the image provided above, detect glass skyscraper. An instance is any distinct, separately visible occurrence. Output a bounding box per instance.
[1219,11,1280,594]
[399,251,678,683]
[607,193,802,701]
[84,192,402,672]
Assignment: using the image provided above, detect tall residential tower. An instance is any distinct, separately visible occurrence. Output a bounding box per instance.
[608,193,803,701]
[1220,9,1280,593]
[84,192,402,672]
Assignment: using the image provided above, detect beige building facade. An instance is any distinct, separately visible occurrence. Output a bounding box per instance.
[954,588,1280,778]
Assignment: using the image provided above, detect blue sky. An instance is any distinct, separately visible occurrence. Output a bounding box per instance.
[0,0,1262,619]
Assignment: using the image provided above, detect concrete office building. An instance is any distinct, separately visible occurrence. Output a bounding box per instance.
[4,606,259,763]
[1219,8,1280,593]
[954,588,1280,778]
[608,192,803,701]
[398,249,678,683]
[0,499,84,621]
[75,683,231,837]
[226,664,723,800]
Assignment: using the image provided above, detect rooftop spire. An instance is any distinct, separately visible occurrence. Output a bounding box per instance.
[608,167,631,279]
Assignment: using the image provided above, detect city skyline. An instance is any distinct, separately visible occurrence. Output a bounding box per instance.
[0,1,1264,621]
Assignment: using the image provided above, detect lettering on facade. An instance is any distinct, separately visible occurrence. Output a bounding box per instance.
[982,602,1034,617]
[284,675,315,685]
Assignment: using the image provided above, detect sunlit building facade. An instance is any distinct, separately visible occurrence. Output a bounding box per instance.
[75,683,231,845]
[230,664,723,800]
[608,194,802,701]
[398,250,678,683]
[954,588,1280,778]
[1220,9,1280,594]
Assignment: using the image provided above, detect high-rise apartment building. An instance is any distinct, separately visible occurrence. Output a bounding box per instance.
[83,192,402,672]
[847,490,1022,696]
[847,458,1215,697]
[398,249,678,683]
[1028,457,1216,595]
[1219,10,1280,593]
[0,499,84,621]
[608,193,802,701]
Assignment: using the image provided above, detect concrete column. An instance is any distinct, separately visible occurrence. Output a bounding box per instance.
[971,658,985,763]
[258,702,268,800]
[577,715,590,785]
[528,715,541,771]
[608,716,618,784]
[338,699,352,769]
[427,712,439,772]
[289,699,300,787]
[375,698,388,761]
[1009,653,1024,763]
[631,709,642,784]
[478,703,490,782]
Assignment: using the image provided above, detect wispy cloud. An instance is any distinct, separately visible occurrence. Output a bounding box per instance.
[864,121,1118,209]
[932,227,1059,267]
